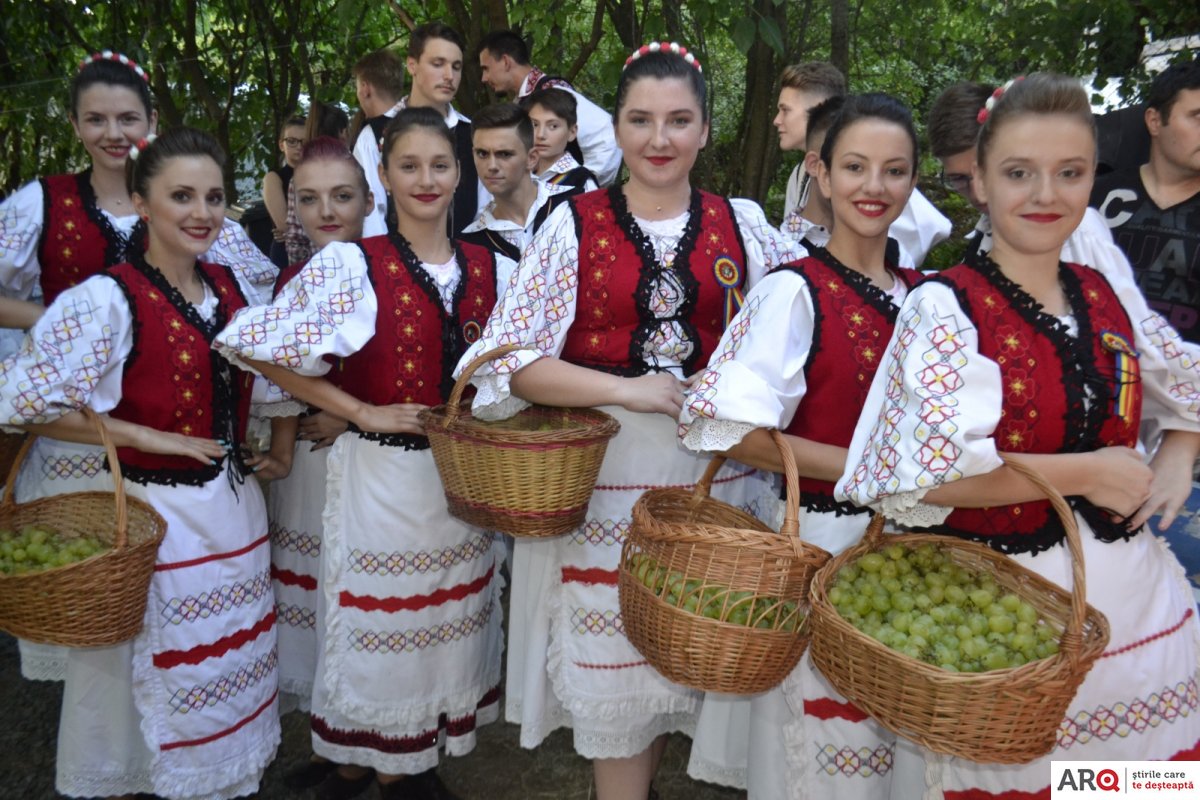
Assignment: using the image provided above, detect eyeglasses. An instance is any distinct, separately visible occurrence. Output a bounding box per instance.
[282,137,304,148]
[940,171,973,195]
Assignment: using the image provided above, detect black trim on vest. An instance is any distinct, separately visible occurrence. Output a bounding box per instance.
[39,171,130,270]
[611,186,705,377]
[926,253,1137,553]
[106,257,250,488]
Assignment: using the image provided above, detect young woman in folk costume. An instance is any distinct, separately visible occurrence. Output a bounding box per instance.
[457,42,803,800]
[838,73,1200,798]
[678,93,926,800]
[250,136,372,788]
[0,51,278,682]
[216,107,514,800]
[0,127,279,799]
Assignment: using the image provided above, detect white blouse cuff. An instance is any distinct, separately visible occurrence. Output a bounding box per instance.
[880,488,953,529]
[680,417,756,455]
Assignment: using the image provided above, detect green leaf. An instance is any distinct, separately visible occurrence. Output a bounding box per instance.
[758,16,785,57]
[731,17,756,55]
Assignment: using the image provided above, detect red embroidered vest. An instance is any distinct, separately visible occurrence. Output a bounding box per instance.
[106,260,254,485]
[38,173,128,303]
[931,259,1141,553]
[780,252,922,513]
[338,235,496,448]
[561,188,749,376]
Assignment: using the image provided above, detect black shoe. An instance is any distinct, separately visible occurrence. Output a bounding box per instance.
[311,767,375,800]
[285,758,338,791]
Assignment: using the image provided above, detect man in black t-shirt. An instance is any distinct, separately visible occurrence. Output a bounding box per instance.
[1091,58,1200,343]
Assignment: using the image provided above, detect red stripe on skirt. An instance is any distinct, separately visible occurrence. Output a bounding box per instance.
[802,697,869,722]
[339,564,493,613]
[271,564,317,591]
[156,533,270,571]
[944,790,1048,800]
[1170,738,1200,761]
[561,566,618,586]
[312,683,501,753]
[153,610,276,669]
[160,690,278,751]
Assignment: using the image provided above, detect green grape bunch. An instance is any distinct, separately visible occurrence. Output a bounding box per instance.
[0,526,108,575]
[827,542,1062,673]
[628,552,804,632]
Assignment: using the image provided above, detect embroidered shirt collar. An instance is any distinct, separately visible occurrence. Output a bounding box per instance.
[462,177,570,234]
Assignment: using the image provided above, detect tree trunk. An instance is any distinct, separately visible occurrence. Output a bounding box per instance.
[729,0,785,202]
[831,0,849,80]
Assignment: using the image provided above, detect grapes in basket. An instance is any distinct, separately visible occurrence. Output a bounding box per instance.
[0,526,108,574]
[828,543,1062,672]
[629,552,803,632]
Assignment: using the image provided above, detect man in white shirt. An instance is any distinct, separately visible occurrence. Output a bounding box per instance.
[460,103,574,265]
[775,61,950,266]
[477,29,622,187]
[351,49,405,237]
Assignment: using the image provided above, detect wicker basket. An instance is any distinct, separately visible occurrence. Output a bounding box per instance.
[420,344,621,537]
[808,457,1111,764]
[0,409,167,646]
[618,430,831,693]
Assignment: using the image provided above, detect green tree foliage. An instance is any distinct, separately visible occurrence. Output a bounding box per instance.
[2,0,1196,211]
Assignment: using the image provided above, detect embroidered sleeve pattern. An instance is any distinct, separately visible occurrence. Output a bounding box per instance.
[216,243,373,376]
[1139,312,1200,422]
[206,221,280,304]
[841,295,974,512]
[0,183,44,297]
[0,291,115,424]
[461,209,581,417]
[730,198,806,287]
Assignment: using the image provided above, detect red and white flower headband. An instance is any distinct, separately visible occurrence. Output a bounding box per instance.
[977,76,1025,125]
[128,134,157,161]
[79,50,150,84]
[624,41,702,73]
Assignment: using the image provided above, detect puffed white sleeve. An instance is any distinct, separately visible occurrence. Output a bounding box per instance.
[0,275,133,427]
[729,198,807,288]
[835,281,1005,527]
[0,180,46,300]
[204,218,279,305]
[455,202,581,420]
[889,188,952,268]
[680,270,815,453]
[1064,210,1200,442]
[214,241,378,377]
[572,90,622,187]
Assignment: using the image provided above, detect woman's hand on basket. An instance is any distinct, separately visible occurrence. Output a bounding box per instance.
[298,411,349,451]
[354,403,428,435]
[1080,446,1153,521]
[616,372,689,418]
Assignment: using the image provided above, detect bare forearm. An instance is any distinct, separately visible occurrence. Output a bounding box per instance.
[510,357,631,409]
[726,427,847,481]
[922,452,1097,507]
[1153,429,1200,471]
[22,410,143,450]
[0,297,45,329]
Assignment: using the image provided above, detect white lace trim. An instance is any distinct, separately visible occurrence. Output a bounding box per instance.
[18,640,67,682]
[686,752,747,790]
[57,768,153,798]
[320,439,505,728]
[679,417,756,455]
[879,488,951,529]
[572,711,695,760]
[251,400,307,419]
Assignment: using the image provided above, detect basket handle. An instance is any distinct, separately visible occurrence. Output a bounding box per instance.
[443,343,528,426]
[1001,455,1087,670]
[688,429,804,546]
[0,409,128,549]
[2,434,36,508]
